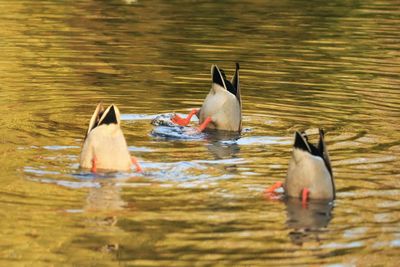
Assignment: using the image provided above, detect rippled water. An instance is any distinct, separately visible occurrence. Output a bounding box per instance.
[1,0,399,265]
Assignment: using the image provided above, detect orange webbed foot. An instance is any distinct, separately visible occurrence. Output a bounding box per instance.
[264,181,284,200]
[91,156,97,173]
[171,109,198,126]
[302,188,310,208]
[265,181,284,194]
[196,117,212,132]
[131,157,143,173]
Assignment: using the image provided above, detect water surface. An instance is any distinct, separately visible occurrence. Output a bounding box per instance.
[1,0,399,266]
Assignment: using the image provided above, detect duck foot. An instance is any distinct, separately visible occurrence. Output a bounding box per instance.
[91,156,97,173]
[265,181,283,194]
[302,188,309,208]
[131,157,143,173]
[171,109,198,126]
[197,117,212,132]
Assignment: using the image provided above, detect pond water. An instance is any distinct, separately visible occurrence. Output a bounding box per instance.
[1,0,399,266]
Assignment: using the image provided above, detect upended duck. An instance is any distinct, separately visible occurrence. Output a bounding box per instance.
[266,129,335,204]
[171,63,241,132]
[79,103,142,173]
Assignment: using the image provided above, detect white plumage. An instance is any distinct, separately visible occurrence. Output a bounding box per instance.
[80,104,132,172]
[198,64,242,132]
[285,130,335,200]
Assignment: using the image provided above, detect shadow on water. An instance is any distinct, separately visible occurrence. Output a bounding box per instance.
[206,139,240,160]
[285,198,334,246]
[63,179,146,256]
[84,180,126,213]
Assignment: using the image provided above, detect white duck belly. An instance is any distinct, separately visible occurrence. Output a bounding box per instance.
[199,88,241,131]
[80,124,132,171]
[285,148,334,200]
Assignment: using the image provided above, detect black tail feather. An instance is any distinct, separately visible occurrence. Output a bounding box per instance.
[318,128,335,198]
[231,63,240,97]
[212,64,239,98]
[100,105,118,125]
[318,129,333,176]
[294,131,311,152]
[212,65,225,89]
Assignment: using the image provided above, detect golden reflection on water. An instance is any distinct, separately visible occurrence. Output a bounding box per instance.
[0,0,399,265]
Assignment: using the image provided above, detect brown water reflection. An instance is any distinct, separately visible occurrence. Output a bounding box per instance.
[0,0,399,265]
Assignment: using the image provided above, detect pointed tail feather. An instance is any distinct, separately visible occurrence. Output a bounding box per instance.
[231,62,241,103]
[318,129,335,198]
[98,104,120,125]
[294,131,312,153]
[211,65,227,90]
[86,103,104,137]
